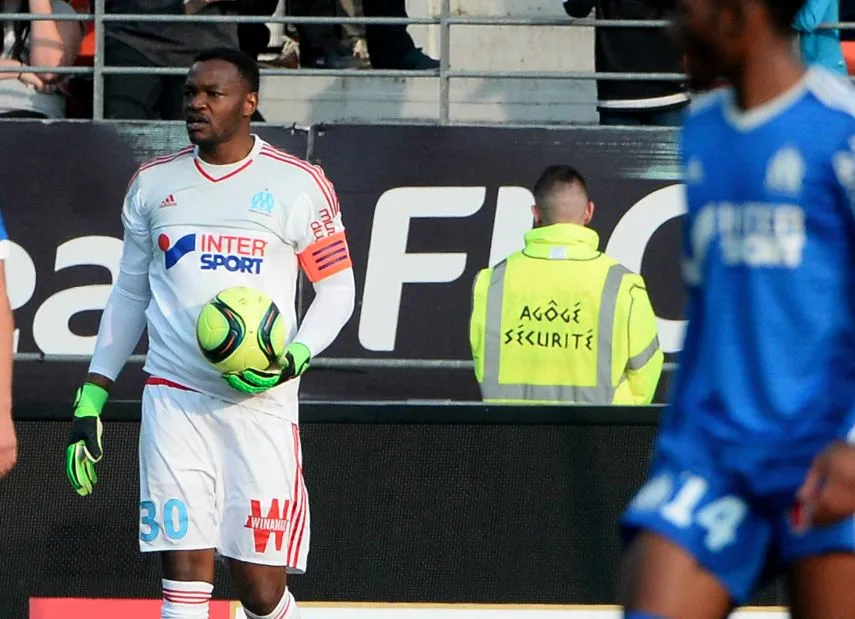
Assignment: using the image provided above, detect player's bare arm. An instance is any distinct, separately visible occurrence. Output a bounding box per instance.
[0,268,16,479]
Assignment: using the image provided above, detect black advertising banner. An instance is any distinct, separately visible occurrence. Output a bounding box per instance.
[304,125,683,401]
[0,415,784,617]
[1,122,685,405]
[0,122,307,403]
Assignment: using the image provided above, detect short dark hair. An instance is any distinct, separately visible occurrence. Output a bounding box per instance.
[192,47,260,93]
[532,165,589,206]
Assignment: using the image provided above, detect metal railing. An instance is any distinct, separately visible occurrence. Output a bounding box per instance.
[10,352,678,373]
[4,4,855,122]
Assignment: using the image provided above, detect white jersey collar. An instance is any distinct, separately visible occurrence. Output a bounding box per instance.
[722,69,811,132]
[193,134,263,183]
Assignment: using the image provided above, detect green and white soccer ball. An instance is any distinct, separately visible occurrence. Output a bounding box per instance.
[195,286,286,374]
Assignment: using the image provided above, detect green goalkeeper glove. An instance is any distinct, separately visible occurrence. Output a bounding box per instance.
[66,383,107,496]
[223,342,311,394]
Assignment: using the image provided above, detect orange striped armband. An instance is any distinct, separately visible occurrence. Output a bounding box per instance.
[298,231,352,282]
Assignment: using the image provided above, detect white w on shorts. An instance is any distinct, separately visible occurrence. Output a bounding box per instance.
[138,382,310,571]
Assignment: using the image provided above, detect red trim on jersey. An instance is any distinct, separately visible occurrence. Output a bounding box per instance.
[193,157,255,183]
[146,377,198,392]
[288,425,308,568]
[275,595,292,619]
[297,230,352,282]
[126,147,194,191]
[259,146,339,212]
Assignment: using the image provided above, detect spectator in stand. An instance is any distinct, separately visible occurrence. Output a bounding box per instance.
[290,0,437,70]
[238,0,278,63]
[793,0,847,75]
[289,0,363,68]
[562,0,688,127]
[63,0,94,117]
[104,0,266,119]
[339,0,369,66]
[0,0,83,118]
[362,0,437,69]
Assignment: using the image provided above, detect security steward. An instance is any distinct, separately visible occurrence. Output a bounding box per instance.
[469,165,663,405]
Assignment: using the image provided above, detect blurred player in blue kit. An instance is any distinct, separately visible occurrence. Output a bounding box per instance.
[0,207,14,480]
[619,0,855,617]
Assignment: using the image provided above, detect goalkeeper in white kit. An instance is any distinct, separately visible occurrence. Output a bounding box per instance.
[64,47,355,619]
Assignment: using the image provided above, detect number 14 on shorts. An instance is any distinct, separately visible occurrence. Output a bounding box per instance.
[140,498,189,542]
[629,471,748,553]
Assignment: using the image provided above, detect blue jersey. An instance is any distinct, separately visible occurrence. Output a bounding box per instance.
[622,69,855,604]
[668,67,855,469]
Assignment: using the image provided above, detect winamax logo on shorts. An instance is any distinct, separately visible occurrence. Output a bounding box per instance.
[244,498,291,553]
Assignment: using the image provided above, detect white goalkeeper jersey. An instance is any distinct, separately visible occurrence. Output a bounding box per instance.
[98,136,352,421]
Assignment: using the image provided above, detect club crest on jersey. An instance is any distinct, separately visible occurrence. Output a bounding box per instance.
[158,233,267,274]
[249,190,275,216]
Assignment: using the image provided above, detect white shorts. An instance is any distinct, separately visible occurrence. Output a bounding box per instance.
[138,382,310,572]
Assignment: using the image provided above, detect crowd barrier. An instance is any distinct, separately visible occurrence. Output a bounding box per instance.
[2,120,683,404]
[1,404,787,618]
[7,3,855,123]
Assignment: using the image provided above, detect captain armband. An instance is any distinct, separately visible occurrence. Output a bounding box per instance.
[297,231,352,283]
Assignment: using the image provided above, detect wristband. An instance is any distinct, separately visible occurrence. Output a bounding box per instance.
[74,383,109,417]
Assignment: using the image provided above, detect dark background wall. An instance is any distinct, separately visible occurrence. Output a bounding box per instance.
[2,122,683,405]
[0,405,785,617]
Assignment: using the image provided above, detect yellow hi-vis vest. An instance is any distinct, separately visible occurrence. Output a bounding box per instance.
[469,223,663,405]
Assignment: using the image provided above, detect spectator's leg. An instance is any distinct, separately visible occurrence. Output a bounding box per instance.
[363,0,437,69]
[290,0,361,68]
[0,111,48,118]
[103,38,162,119]
[161,75,189,121]
[337,0,364,50]
[646,105,687,127]
[599,108,643,126]
[239,23,273,60]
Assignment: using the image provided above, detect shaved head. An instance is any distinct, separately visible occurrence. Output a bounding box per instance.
[532,165,593,227]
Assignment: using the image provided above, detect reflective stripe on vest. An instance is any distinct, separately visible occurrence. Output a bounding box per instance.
[627,335,660,371]
[480,260,630,403]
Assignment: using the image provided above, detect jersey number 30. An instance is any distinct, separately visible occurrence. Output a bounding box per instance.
[140,499,189,542]
[631,472,748,552]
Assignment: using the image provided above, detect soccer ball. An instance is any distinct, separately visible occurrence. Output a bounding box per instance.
[196,286,286,374]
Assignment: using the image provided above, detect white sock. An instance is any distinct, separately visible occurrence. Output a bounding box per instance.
[242,587,299,619]
[161,579,213,619]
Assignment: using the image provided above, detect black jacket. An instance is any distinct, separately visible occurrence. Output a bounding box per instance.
[841,0,855,42]
[564,0,687,106]
[106,0,241,67]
